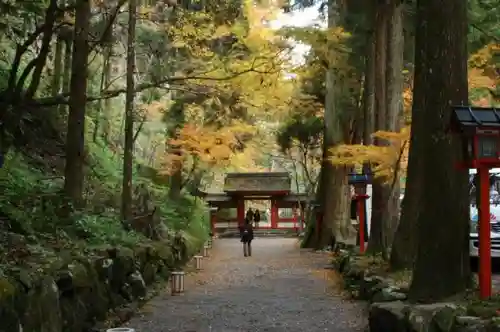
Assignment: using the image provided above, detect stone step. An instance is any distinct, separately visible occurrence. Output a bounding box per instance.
[217,229,300,238]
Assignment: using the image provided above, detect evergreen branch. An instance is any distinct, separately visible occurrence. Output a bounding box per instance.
[470,23,500,42]
[32,66,278,106]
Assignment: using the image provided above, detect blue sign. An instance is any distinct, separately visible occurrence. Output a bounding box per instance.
[348,173,372,184]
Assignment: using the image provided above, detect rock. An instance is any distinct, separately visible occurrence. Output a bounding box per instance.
[7,233,27,247]
[0,276,22,332]
[360,275,389,300]
[94,257,113,281]
[371,286,407,303]
[456,316,483,325]
[110,248,135,292]
[431,304,467,331]
[332,250,350,272]
[115,303,138,323]
[452,316,488,332]
[128,271,147,298]
[407,303,465,332]
[0,237,192,332]
[154,242,174,267]
[141,262,157,285]
[10,268,33,290]
[21,276,62,332]
[55,270,73,294]
[59,294,89,332]
[487,316,500,332]
[369,300,408,332]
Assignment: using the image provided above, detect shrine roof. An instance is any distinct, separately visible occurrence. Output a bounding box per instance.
[224,172,292,193]
[199,191,309,203]
[452,106,500,130]
[224,172,290,179]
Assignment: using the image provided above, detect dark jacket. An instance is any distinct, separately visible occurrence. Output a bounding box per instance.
[240,223,254,243]
[254,210,261,222]
[245,209,254,221]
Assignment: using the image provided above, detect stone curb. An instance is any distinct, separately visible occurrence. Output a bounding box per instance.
[332,250,500,332]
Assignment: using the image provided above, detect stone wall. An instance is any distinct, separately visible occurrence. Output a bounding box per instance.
[333,250,500,332]
[0,233,200,332]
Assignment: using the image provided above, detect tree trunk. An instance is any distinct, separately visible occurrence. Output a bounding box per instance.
[167,101,186,201]
[51,35,63,96]
[101,6,115,143]
[319,0,355,249]
[384,0,404,247]
[63,0,91,208]
[357,12,376,247]
[362,32,375,148]
[389,1,427,271]
[367,0,404,256]
[366,2,389,256]
[408,0,469,302]
[121,0,137,222]
[59,37,72,115]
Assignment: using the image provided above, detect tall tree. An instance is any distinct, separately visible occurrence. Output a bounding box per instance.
[63,0,91,207]
[366,0,404,256]
[318,0,355,249]
[408,0,470,302]
[121,0,137,222]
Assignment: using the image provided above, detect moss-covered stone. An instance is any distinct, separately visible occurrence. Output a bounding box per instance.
[0,276,21,332]
[21,276,62,332]
[0,237,193,332]
[431,304,466,331]
[128,271,147,298]
[141,262,157,285]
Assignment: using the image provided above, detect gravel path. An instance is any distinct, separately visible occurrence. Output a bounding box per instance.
[124,237,366,332]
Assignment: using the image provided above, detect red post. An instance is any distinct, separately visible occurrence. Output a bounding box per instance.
[356,194,369,254]
[237,198,245,228]
[210,209,216,234]
[271,199,278,229]
[478,166,492,299]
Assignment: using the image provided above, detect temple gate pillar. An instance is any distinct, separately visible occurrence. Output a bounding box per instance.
[237,197,245,227]
[270,199,278,229]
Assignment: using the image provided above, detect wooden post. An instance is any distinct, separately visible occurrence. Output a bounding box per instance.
[355,194,370,253]
[193,255,203,270]
[203,245,209,257]
[478,166,492,299]
[270,199,278,229]
[170,271,185,295]
[237,198,245,228]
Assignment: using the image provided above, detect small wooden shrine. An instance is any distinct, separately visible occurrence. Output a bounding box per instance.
[199,172,309,233]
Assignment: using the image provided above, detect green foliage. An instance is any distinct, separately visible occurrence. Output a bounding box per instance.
[277,113,323,153]
[0,153,62,233]
[468,0,500,53]
[73,212,146,246]
[0,138,208,250]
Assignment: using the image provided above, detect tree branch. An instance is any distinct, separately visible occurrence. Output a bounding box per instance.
[471,23,500,42]
[34,66,274,106]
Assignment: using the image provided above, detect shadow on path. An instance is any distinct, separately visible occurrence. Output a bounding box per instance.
[124,238,366,332]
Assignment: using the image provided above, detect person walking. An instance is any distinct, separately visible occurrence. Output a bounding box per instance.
[253,209,261,225]
[245,208,254,222]
[240,219,254,257]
